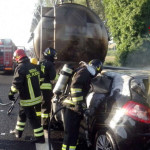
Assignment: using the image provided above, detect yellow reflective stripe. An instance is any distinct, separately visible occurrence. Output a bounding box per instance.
[41,113,49,118]
[62,144,67,148]
[54,74,59,81]
[40,83,52,89]
[11,86,18,93]
[69,146,76,150]
[97,66,101,71]
[34,127,43,133]
[20,96,41,104]
[40,78,44,82]
[72,96,83,102]
[41,64,45,74]
[71,88,82,94]
[20,96,42,106]
[63,99,75,105]
[28,78,35,99]
[34,132,44,137]
[36,112,41,116]
[16,126,24,131]
[20,100,41,106]
[17,121,25,126]
[62,144,67,150]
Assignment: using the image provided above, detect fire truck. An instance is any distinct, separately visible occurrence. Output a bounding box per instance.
[0,39,17,72]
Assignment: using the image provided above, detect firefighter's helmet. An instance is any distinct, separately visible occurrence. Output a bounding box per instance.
[43,47,57,61]
[13,49,26,62]
[89,59,103,73]
[30,58,38,65]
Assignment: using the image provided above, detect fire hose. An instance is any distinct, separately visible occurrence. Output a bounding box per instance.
[0,99,12,106]
[48,106,66,150]
[7,96,19,115]
[0,96,19,115]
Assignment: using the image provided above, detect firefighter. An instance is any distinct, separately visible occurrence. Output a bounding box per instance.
[30,57,41,123]
[40,47,57,130]
[8,49,45,143]
[61,59,103,150]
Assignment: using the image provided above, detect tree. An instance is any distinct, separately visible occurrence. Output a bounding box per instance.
[103,0,150,67]
[88,0,105,21]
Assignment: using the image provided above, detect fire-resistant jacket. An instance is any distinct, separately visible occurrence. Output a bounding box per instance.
[10,57,42,107]
[40,60,56,90]
[64,66,92,106]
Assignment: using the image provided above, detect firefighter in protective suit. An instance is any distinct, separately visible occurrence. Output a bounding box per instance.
[40,47,56,130]
[61,59,103,150]
[8,49,45,143]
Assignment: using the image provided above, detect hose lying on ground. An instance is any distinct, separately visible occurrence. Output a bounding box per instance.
[0,95,19,106]
[0,101,12,106]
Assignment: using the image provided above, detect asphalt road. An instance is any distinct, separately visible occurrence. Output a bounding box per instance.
[0,72,62,150]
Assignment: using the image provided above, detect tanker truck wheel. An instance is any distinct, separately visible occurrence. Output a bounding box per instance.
[94,130,117,150]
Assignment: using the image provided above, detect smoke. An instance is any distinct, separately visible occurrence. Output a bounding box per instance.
[125,39,150,68]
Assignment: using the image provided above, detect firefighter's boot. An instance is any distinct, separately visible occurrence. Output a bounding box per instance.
[10,129,22,138]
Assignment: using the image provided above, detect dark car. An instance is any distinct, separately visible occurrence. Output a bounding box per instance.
[51,71,150,150]
[85,71,150,150]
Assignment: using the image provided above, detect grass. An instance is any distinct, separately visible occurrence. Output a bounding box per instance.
[104,50,117,66]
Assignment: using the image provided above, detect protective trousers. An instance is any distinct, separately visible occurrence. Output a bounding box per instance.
[35,103,42,124]
[41,89,53,129]
[62,108,82,150]
[15,105,44,139]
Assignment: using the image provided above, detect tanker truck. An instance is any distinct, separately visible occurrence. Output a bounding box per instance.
[30,2,109,66]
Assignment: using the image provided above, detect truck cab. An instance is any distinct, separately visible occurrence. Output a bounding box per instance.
[0,39,17,72]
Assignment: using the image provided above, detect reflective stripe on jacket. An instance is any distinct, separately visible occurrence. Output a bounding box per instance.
[12,58,42,107]
[40,60,56,86]
[63,66,92,106]
[40,83,52,90]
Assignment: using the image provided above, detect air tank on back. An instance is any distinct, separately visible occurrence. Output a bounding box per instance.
[33,3,108,63]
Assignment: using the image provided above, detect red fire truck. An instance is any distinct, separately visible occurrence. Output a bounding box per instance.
[0,39,17,72]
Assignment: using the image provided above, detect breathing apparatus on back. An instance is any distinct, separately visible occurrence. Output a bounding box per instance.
[53,59,102,103]
[53,64,74,102]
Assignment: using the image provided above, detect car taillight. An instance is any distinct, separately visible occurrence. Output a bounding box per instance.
[123,101,150,123]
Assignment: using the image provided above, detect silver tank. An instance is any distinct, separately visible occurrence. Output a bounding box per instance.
[33,3,108,63]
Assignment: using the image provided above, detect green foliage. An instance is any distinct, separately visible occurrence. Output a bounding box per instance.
[103,0,150,67]
[88,0,105,20]
[107,50,117,56]
[74,0,87,6]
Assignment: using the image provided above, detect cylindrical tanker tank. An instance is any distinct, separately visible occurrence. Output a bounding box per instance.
[33,3,108,63]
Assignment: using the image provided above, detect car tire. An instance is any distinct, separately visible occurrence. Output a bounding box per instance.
[94,130,117,150]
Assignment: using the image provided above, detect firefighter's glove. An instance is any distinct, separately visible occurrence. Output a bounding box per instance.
[8,91,15,101]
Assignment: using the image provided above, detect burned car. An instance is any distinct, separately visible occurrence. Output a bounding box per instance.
[51,70,150,150]
[86,71,150,150]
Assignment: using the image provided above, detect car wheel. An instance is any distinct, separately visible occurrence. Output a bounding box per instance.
[95,130,117,150]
